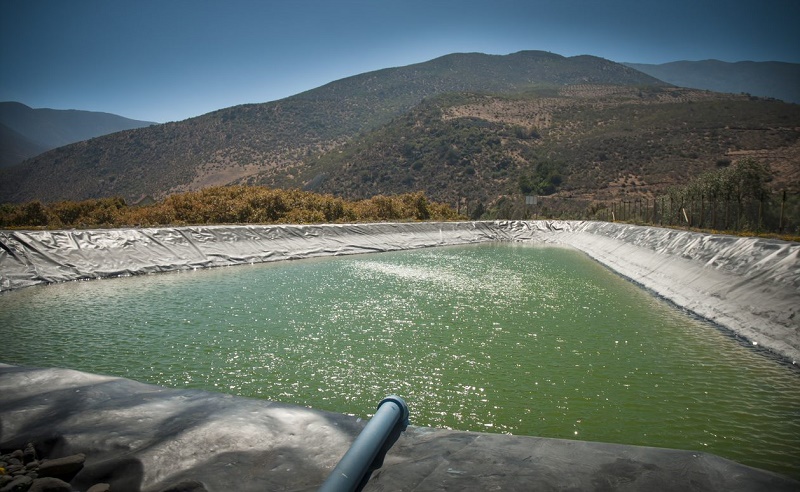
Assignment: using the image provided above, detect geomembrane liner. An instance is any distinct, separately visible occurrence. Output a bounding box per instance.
[2,220,799,490]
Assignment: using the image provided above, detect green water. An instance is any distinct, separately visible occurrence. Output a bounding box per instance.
[2,244,799,478]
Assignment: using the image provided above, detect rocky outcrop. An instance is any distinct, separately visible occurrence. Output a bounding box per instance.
[0,446,88,492]
[0,444,207,492]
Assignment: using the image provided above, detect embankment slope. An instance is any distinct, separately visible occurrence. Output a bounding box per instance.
[3,220,797,361]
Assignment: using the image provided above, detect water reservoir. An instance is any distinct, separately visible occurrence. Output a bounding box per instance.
[2,243,798,478]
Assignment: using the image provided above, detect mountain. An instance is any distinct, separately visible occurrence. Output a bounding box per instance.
[0,51,667,204]
[0,102,157,167]
[0,122,49,169]
[2,51,798,213]
[623,60,800,104]
[282,87,800,211]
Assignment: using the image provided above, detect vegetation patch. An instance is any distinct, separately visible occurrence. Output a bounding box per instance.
[0,187,461,229]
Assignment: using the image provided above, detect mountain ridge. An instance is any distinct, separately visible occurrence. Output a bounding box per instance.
[0,51,668,204]
[0,122,49,169]
[1,51,798,212]
[623,60,800,104]
[0,101,157,168]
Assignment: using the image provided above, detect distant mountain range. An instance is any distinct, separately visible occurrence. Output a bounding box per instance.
[623,60,800,104]
[1,51,798,209]
[0,102,156,168]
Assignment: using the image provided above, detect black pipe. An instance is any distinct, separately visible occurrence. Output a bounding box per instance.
[319,395,410,492]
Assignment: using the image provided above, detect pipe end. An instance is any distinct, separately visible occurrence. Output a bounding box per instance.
[379,395,410,428]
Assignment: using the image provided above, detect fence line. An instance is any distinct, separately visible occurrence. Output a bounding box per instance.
[589,190,799,234]
[509,190,799,235]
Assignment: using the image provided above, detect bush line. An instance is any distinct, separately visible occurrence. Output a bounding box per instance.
[0,187,462,229]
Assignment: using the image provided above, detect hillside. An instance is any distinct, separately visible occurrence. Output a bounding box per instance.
[0,122,48,169]
[274,86,800,214]
[0,102,157,167]
[623,60,800,104]
[0,51,667,204]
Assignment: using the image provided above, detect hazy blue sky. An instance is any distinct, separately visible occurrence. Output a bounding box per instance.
[2,0,798,122]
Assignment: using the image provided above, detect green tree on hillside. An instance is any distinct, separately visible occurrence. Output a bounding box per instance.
[519,161,564,196]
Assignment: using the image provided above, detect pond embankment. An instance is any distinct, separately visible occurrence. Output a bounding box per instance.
[502,221,800,364]
[2,221,799,490]
[2,220,798,362]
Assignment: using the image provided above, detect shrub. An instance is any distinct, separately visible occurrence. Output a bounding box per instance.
[0,186,461,229]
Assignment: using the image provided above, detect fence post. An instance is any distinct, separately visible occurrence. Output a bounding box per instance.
[699,193,705,229]
[711,197,716,230]
[736,198,741,231]
[669,196,674,226]
[652,198,656,225]
[725,198,730,231]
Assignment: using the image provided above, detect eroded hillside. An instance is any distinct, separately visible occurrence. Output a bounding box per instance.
[283,86,799,212]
